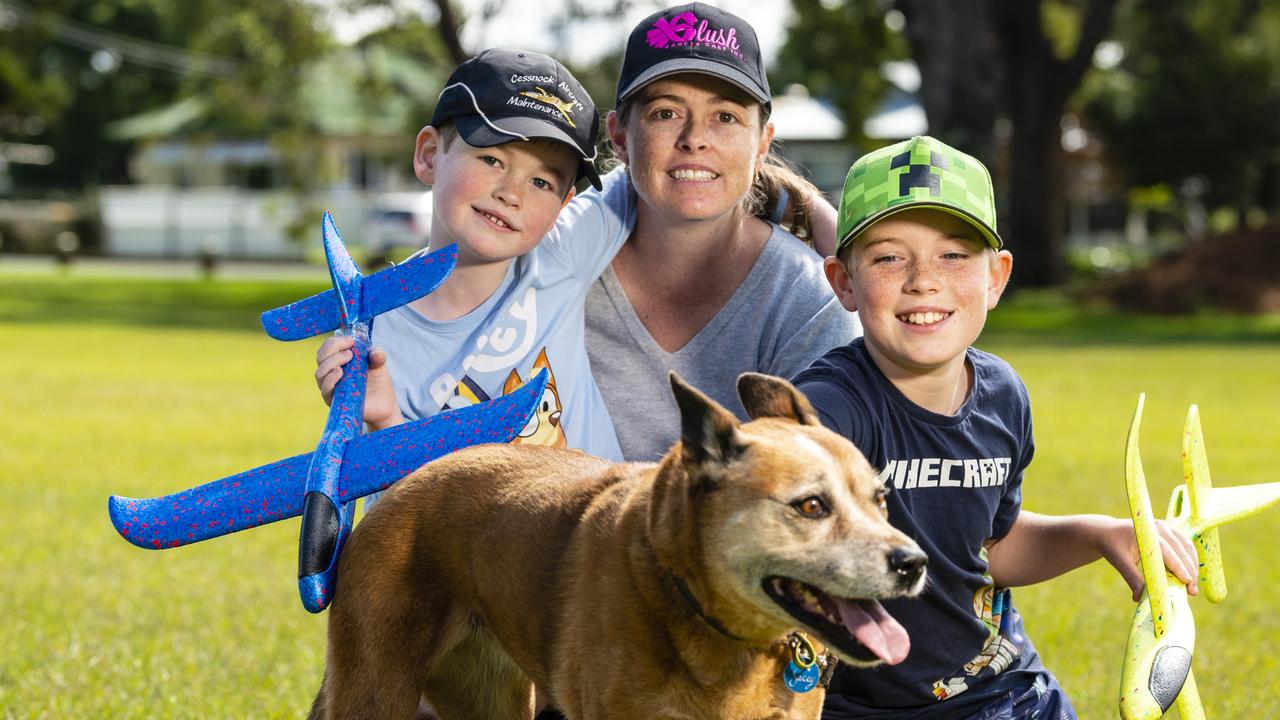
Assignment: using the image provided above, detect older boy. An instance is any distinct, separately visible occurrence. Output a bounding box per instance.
[793,136,1200,719]
[317,49,629,463]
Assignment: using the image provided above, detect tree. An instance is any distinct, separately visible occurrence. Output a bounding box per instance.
[1,0,189,189]
[776,0,1123,288]
[0,0,332,191]
[183,1,332,137]
[895,0,1119,287]
[336,0,630,153]
[895,0,1002,165]
[772,0,905,149]
[430,0,469,66]
[992,0,1119,287]
[1083,0,1280,228]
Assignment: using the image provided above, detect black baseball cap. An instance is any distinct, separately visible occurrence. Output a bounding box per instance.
[616,3,771,113]
[431,48,601,190]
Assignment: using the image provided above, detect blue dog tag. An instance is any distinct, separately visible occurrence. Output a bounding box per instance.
[784,633,821,692]
[784,660,821,692]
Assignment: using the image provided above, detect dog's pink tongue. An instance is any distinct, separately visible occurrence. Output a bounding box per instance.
[836,599,910,665]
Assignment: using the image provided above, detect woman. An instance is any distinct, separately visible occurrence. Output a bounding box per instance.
[536,10,859,716]
[582,2,860,461]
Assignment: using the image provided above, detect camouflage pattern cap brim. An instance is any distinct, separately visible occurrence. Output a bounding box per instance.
[836,135,1002,253]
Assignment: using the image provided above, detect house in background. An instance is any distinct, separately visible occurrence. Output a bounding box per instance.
[769,84,857,201]
[863,61,928,146]
[102,53,930,260]
[770,62,928,203]
[102,46,441,260]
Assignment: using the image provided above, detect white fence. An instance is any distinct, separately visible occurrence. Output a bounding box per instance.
[99,187,378,259]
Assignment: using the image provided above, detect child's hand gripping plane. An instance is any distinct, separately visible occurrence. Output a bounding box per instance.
[1120,394,1280,720]
[108,212,549,613]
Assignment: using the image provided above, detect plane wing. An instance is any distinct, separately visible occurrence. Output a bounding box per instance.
[1125,393,1171,635]
[1191,484,1280,534]
[360,244,458,319]
[259,245,457,341]
[110,451,312,549]
[108,370,548,550]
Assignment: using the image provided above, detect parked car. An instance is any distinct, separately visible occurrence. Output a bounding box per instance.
[367,191,432,262]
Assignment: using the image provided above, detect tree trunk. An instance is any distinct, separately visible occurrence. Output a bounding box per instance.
[895,0,1003,166]
[432,0,470,66]
[1004,96,1066,287]
[993,0,1117,288]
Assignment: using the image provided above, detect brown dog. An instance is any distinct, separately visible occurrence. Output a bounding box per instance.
[309,373,927,720]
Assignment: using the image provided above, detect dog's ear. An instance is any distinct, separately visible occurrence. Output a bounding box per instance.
[670,371,745,471]
[737,372,820,426]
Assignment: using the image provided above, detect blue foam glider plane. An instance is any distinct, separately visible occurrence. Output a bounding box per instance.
[109,212,548,613]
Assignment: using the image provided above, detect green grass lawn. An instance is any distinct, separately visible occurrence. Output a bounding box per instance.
[2,270,1278,718]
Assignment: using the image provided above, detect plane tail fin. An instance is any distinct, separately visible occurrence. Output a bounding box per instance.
[1183,405,1226,602]
[1179,404,1280,603]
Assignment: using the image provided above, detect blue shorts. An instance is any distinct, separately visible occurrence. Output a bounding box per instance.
[823,670,1076,720]
[968,672,1076,720]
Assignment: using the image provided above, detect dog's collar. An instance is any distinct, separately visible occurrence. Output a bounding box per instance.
[667,572,839,692]
[668,571,745,642]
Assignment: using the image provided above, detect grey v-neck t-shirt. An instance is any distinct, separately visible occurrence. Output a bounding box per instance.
[584,222,862,462]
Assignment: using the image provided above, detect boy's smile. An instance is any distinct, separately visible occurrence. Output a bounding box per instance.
[826,208,1012,386]
[474,206,516,231]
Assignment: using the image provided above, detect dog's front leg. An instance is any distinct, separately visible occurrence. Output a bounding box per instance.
[422,636,537,720]
[426,679,535,720]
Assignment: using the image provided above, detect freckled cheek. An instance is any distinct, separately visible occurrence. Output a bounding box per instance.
[627,138,672,188]
[435,168,480,207]
[850,269,898,309]
[629,126,672,161]
[943,264,982,281]
[526,198,567,236]
[948,266,992,299]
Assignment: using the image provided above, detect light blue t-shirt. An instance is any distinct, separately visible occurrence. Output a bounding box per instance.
[371,169,633,464]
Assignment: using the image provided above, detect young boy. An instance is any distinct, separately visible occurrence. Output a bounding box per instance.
[792,136,1201,719]
[316,48,630,463]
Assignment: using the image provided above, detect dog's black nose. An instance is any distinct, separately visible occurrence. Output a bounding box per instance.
[889,546,927,585]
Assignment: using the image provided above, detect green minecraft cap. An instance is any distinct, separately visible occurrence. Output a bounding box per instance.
[836,135,1002,254]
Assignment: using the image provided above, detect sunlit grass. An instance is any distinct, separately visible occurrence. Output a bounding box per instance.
[979,340,1280,719]
[1,322,328,717]
[2,271,1278,717]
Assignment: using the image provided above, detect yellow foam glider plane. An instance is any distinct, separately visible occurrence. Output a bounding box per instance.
[1120,395,1280,719]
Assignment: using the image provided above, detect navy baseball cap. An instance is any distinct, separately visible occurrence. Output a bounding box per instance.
[432,48,601,190]
[616,3,771,113]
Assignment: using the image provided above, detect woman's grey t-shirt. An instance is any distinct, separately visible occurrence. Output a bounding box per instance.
[583,181,861,461]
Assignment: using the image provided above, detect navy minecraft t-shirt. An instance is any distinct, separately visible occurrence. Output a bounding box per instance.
[792,338,1047,718]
